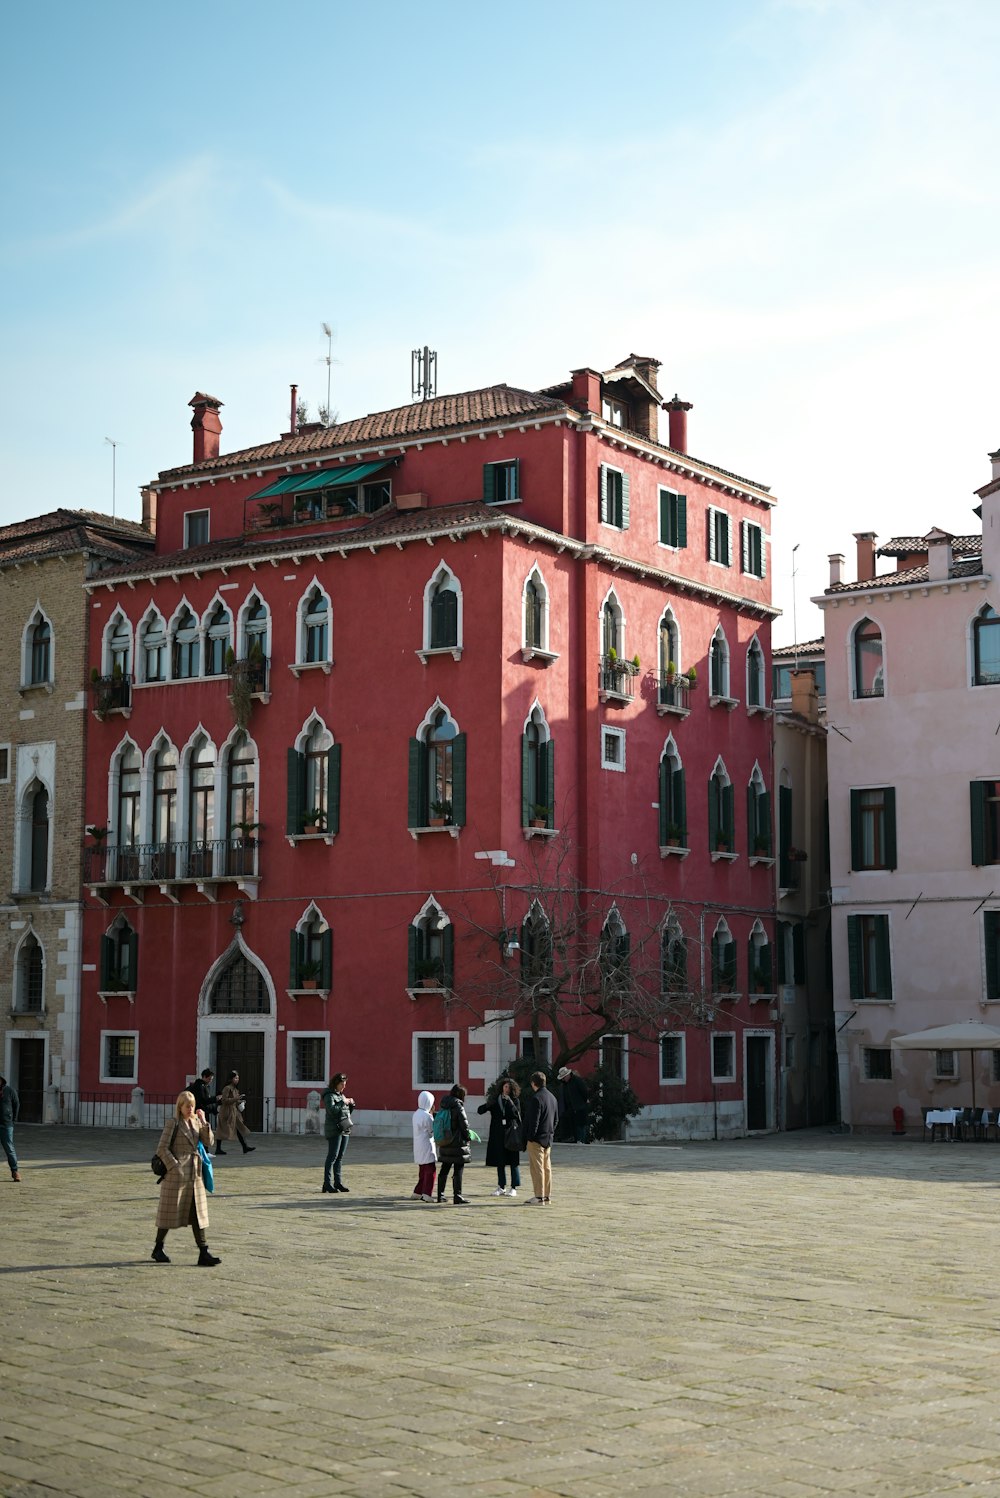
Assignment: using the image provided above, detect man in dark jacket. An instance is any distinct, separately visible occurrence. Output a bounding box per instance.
[191,1068,218,1124]
[557,1066,590,1143]
[522,1071,558,1205]
[0,1074,21,1181]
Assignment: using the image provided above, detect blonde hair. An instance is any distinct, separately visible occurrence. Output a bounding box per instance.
[175,1090,197,1118]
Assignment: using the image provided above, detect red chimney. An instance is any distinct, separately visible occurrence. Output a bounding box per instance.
[665,395,693,454]
[289,384,298,437]
[570,367,602,417]
[854,531,877,583]
[189,393,223,465]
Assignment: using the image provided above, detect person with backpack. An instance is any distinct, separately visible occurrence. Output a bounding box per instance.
[411,1090,437,1202]
[434,1084,472,1204]
[477,1074,522,1197]
[321,1072,354,1193]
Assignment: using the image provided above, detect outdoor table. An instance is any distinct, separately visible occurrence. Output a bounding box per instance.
[925,1108,961,1139]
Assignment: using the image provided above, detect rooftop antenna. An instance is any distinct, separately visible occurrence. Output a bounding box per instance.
[104,437,120,517]
[412,346,437,402]
[321,323,334,424]
[791,543,800,669]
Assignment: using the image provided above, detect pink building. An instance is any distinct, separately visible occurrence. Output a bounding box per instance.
[79,354,779,1137]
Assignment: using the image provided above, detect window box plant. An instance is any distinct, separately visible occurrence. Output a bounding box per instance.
[298,959,322,991]
[302,808,327,833]
[87,825,108,843]
[685,666,698,689]
[665,660,677,685]
[529,803,551,829]
[429,799,453,827]
[665,822,682,848]
[414,957,444,988]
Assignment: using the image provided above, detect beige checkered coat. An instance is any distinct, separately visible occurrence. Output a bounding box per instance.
[154,1115,215,1230]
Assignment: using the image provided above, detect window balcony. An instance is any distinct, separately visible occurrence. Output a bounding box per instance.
[84,837,261,901]
[91,673,132,716]
[598,656,638,704]
[656,673,692,716]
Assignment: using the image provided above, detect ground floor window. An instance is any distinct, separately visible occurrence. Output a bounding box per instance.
[414,1034,457,1088]
[863,1047,892,1081]
[101,1032,138,1083]
[711,1033,735,1081]
[288,1034,328,1087]
[659,1033,685,1083]
[520,1033,551,1063]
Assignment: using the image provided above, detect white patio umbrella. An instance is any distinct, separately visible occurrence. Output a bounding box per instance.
[891,1022,1000,1108]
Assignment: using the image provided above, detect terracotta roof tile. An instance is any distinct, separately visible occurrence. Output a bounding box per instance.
[878,534,981,557]
[772,638,825,658]
[0,509,155,569]
[825,557,983,593]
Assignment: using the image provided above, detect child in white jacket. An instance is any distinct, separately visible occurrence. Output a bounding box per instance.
[412,1090,437,1202]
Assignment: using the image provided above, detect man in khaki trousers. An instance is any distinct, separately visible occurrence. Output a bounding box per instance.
[522,1071,558,1204]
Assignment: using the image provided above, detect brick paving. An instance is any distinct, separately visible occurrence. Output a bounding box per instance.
[3,1127,1000,1497]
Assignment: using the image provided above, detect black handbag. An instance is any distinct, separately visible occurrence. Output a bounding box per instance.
[151,1123,179,1179]
[503,1101,523,1154]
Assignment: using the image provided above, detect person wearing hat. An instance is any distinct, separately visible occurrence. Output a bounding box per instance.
[557,1065,590,1144]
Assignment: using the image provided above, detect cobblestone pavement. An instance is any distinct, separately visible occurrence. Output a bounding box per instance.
[4,1127,1000,1498]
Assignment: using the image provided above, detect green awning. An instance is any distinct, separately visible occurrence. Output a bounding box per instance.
[250,460,394,501]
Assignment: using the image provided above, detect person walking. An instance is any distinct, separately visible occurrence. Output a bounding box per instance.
[522,1070,558,1205]
[477,1075,522,1197]
[0,1074,20,1182]
[557,1066,590,1143]
[321,1072,354,1193]
[215,1070,256,1156]
[191,1067,218,1125]
[152,1090,220,1266]
[436,1084,472,1204]
[411,1090,437,1202]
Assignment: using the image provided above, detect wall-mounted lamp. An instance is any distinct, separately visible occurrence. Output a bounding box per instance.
[500,928,520,960]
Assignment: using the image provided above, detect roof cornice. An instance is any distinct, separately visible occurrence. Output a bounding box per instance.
[815,572,992,607]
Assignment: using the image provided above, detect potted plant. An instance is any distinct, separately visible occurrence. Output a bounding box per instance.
[429,799,453,827]
[414,957,444,988]
[298,959,322,990]
[87,825,108,843]
[302,808,326,833]
[789,846,808,863]
[631,654,641,675]
[752,966,769,994]
[529,803,551,829]
[753,834,770,857]
[685,666,698,688]
[664,822,682,848]
[665,659,677,685]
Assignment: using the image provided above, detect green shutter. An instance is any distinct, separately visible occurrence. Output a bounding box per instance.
[723,514,731,566]
[673,767,686,843]
[884,787,897,870]
[725,940,737,990]
[286,748,305,835]
[408,738,425,828]
[759,941,772,989]
[511,457,520,500]
[442,923,455,988]
[621,472,630,530]
[971,781,988,866]
[677,494,687,549]
[327,744,341,836]
[723,783,734,850]
[759,527,767,579]
[850,789,862,870]
[452,733,467,827]
[407,925,418,987]
[522,734,531,826]
[708,776,719,849]
[793,923,806,984]
[847,916,862,1001]
[759,790,771,855]
[659,756,669,844]
[320,929,333,991]
[289,929,301,988]
[126,928,139,989]
[544,739,555,828]
[741,520,749,573]
[777,921,788,984]
[875,916,892,1001]
[100,934,113,990]
[659,490,670,545]
[482,463,495,505]
[746,782,754,850]
[707,509,716,563]
[985,912,1000,1000]
[599,465,608,523]
[779,784,792,884]
[617,929,631,973]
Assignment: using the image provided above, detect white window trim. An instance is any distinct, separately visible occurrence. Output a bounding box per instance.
[519,1030,552,1062]
[419,562,464,663]
[412,1031,459,1090]
[599,462,627,530]
[658,1031,686,1085]
[710,1030,737,1082]
[707,506,732,568]
[746,637,766,710]
[657,486,686,551]
[521,567,557,661]
[100,1029,139,1085]
[286,1032,330,1089]
[598,1033,629,1080]
[237,592,272,660]
[184,509,211,548]
[742,518,766,579]
[295,578,333,669]
[601,725,626,772]
[136,606,169,685]
[21,602,55,690]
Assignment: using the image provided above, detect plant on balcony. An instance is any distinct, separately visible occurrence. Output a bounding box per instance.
[529,803,551,829]
[753,834,770,856]
[752,966,770,994]
[228,658,255,729]
[415,957,445,988]
[685,666,698,686]
[665,660,677,684]
[298,958,323,990]
[664,822,682,847]
[231,820,260,841]
[631,654,641,673]
[430,799,453,827]
[87,825,108,842]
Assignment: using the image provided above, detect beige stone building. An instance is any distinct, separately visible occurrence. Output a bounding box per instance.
[0,510,153,1119]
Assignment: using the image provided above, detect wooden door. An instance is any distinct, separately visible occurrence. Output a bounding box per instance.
[214,1033,265,1130]
[15,1039,45,1123]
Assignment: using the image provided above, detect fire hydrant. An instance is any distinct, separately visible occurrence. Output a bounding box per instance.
[892,1105,905,1136]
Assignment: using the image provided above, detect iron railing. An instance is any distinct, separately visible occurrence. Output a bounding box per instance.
[56,1091,321,1133]
[656,673,691,710]
[84,836,260,885]
[598,657,637,700]
[91,673,132,713]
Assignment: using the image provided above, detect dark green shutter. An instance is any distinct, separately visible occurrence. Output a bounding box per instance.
[100,934,113,989]
[408,739,425,828]
[875,917,892,1001]
[617,930,631,974]
[510,457,520,500]
[621,472,630,530]
[320,929,333,991]
[327,744,341,836]
[725,940,737,991]
[793,923,806,984]
[884,787,897,870]
[659,756,669,844]
[971,781,988,865]
[599,465,608,523]
[286,748,305,835]
[707,510,715,563]
[442,923,455,988]
[746,782,755,851]
[741,520,749,573]
[850,789,862,870]
[986,912,1000,1000]
[289,929,301,988]
[452,733,466,827]
[779,784,792,884]
[126,928,139,989]
[659,490,670,545]
[677,494,687,549]
[407,926,418,987]
[847,916,862,1000]
[777,921,788,984]
[482,463,495,504]
[522,734,531,826]
[674,768,686,843]
[723,514,731,565]
[722,783,734,850]
[544,739,555,827]
[759,942,772,989]
[708,777,719,849]
[759,790,771,855]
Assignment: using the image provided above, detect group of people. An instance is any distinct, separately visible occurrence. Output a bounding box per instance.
[410,1071,559,1205]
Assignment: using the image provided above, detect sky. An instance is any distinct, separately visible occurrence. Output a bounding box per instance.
[2,0,999,643]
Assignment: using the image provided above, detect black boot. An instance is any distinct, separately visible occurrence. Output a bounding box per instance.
[151,1243,170,1264]
[322,1182,335,1193]
[215,1146,226,1155]
[197,1246,221,1267]
[241,1141,255,1153]
[334,1182,349,1192]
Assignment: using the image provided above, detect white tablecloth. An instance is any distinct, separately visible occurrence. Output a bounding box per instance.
[926,1109,961,1126]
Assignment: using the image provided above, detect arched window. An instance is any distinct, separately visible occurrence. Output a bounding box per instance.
[208,949,270,1013]
[852,617,884,698]
[204,602,232,676]
[151,743,177,877]
[186,735,215,875]
[139,610,167,683]
[15,933,44,1013]
[658,610,681,706]
[304,720,332,822]
[108,613,131,678]
[711,919,737,995]
[429,572,459,650]
[602,594,623,659]
[28,611,51,685]
[747,764,771,857]
[101,916,137,994]
[409,705,466,830]
[172,607,200,679]
[520,902,553,988]
[29,786,49,891]
[748,919,772,995]
[242,595,269,691]
[661,916,687,995]
[524,572,548,652]
[708,758,734,855]
[115,742,142,877]
[290,907,332,991]
[288,717,341,837]
[522,706,553,828]
[973,605,1000,687]
[658,736,687,847]
[600,908,630,993]
[407,899,454,988]
[709,628,730,699]
[226,731,257,863]
[301,586,330,665]
[746,637,765,709]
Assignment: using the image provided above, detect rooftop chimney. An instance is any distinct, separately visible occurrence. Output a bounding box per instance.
[665,395,693,455]
[141,486,157,537]
[289,384,298,437]
[189,393,223,465]
[990,447,1000,481]
[925,529,953,582]
[829,552,845,586]
[570,367,602,417]
[854,531,877,583]
[790,669,820,725]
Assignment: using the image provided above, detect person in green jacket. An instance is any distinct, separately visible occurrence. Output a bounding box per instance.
[321,1072,354,1194]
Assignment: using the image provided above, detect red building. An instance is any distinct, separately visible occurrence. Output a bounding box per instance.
[80,354,778,1137]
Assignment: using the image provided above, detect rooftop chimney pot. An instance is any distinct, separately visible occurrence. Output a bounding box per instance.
[665,395,693,455]
[828,553,845,586]
[189,392,224,465]
[854,531,877,583]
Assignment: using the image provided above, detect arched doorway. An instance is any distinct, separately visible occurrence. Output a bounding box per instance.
[199,942,274,1130]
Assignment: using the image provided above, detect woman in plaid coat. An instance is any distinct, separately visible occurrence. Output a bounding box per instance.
[152,1091,220,1266]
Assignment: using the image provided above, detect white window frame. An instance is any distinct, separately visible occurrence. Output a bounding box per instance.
[521,567,557,662]
[741,519,766,578]
[419,562,464,662]
[412,1032,459,1090]
[601,725,626,772]
[519,1030,552,1063]
[710,1031,736,1082]
[707,506,732,567]
[599,462,627,530]
[746,636,766,710]
[599,1033,629,1080]
[658,1031,686,1085]
[22,604,54,688]
[286,1032,330,1088]
[658,487,686,550]
[863,1046,893,1081]
[184,509,210,548]
[100,1029,139,1085]
[294,579,332,672]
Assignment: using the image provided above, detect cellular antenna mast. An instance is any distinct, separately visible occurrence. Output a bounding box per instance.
[411,346,437,402]
[321,323,334,424]
[105,437,120,517]
[791,543,800,669]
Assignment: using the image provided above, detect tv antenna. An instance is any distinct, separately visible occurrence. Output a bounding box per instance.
[412,346,437,402]
[320,322,339,424]
[104,437,121,517]
[791,543,800,668]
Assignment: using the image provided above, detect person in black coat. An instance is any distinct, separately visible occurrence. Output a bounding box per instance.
[436,1084,472,1205]
[522,1071,559,1204]
[191,1068,218,1125]
[557,1066,590,1143]
[477,1075,522,1197]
